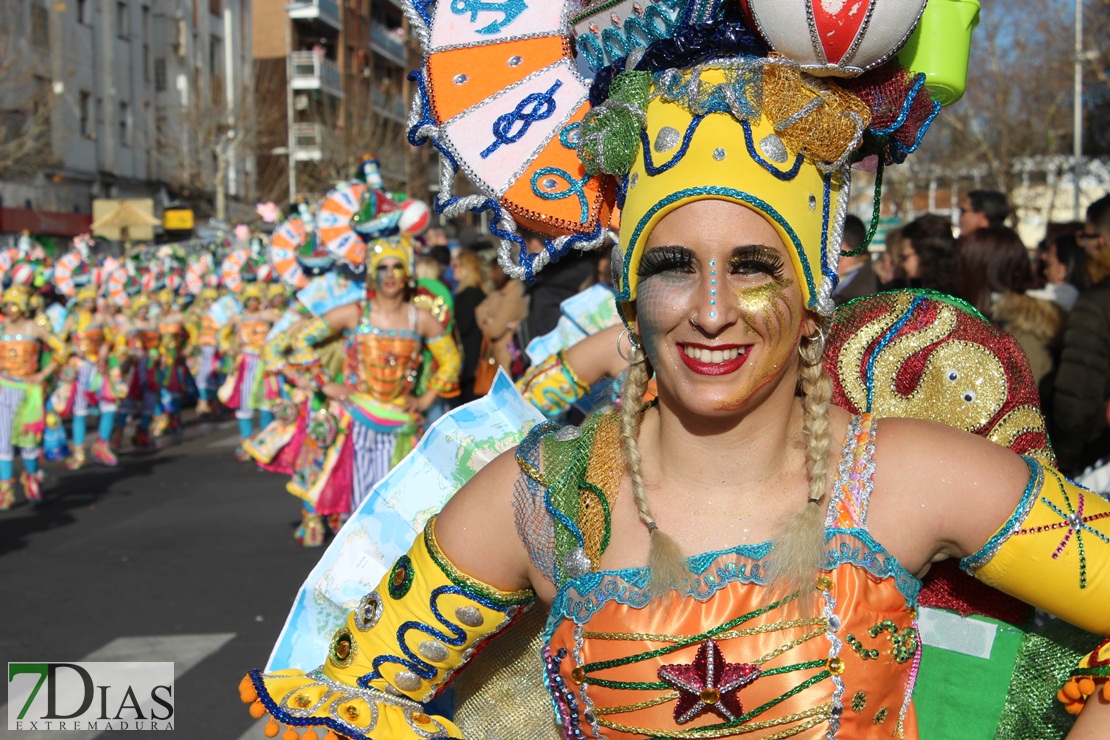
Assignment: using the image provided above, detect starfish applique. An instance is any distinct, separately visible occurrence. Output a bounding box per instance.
[657,639,761,724]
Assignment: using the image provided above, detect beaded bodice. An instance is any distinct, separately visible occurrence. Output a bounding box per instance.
[344,302,422,401]
[238,318,271,353]
[525,414,923,739]
[198,315,220,346]
[0,335,40,379]
[73,326,105,362]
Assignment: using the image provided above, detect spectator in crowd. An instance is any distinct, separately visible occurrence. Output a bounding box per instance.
[475,258,529,379]
[874,225,906,289]
[520,228,596,345]
[900,214,960,296]
[1030,230,1087,311]
[958,226,1064,386]
[959,189,1009,234]
[450,249,487,405]
[832,215,878,305]
[1052,194,1110,474]
[424,226,450,248]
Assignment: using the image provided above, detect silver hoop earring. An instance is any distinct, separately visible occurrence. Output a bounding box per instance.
[617,327,646,364]
[803,326,826,346]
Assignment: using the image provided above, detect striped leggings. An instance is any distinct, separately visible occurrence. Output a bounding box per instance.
[349,423,397,511]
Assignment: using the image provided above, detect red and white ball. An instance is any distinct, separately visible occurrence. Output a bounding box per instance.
[740,0,926,76]
[399,199,431,236]
[9,263,35,286]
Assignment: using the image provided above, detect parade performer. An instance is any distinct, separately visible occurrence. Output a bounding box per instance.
[123,295,163,449]
[281,222,461,520]
[222,283,279,460]
[0,285,68,508]
[243,2,1110,737]
[190,286,223,416]
[153,287,191,436]
[54,285,119,468]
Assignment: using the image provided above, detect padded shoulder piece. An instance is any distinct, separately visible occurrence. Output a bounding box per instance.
[515,350,590,419]
[961,460,1110,635]
[513,412,622,586]
[241,517,534,739]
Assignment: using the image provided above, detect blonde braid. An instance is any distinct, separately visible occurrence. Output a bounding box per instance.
[619,356,690,597]
[772,326,833,614]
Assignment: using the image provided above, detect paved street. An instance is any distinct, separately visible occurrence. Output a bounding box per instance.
[0,417,326,739]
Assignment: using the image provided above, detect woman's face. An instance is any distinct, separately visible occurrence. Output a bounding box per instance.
[901,242,920,279]
[374,258,407,297]
[635,199,811,415]
[3,303,23,320]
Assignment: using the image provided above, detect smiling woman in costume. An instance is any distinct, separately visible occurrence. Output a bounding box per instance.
[241,1,1110,738]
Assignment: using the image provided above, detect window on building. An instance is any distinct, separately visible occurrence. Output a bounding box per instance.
[209,0,221,15]
[119,102,130,146]
[348,45,355,72]
[31,4,49,48]
[210,35,222,73]
[142,7,150,82]
[154,59,167,92]
[117,2,129,38]
[76,0,88,24]
[78,91,91,138]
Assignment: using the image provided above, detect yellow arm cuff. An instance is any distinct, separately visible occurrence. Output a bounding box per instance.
[44,333,69,364]
[426,333,461,398]
[961,459,1110,635]
[287,316,332,367]
[242,516,534,739]
[515,350,589,418]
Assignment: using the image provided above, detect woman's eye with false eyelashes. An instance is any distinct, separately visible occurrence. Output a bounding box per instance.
[638,247,695,277]
[729,250,785,279]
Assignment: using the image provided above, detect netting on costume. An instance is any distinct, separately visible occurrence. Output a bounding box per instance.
[824,289,1054,465]
[512,414,625,587]
[842,61,941,164]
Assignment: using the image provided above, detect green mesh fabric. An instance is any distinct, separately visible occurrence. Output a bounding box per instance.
[577,71,651,176]
[513,413,618,587]
[995,618,1095,739]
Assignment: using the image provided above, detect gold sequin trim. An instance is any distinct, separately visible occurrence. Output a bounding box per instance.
[597,703,831,738]
[424,517,534,602]
[755,628,828,666]
[594,691,680,715]
[583,618,826,644]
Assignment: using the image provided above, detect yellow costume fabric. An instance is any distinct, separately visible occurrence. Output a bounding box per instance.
[961,460,1110,634]
[516,350,590,418]
[242,517,534,739]
[423,333,461,398]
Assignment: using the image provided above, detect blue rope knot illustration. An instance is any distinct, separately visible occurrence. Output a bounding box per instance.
[450,0,528,35]
[481,80,563,159]
[531,166,589,223]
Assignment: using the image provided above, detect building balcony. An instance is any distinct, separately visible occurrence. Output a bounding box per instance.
[371,88,407,124]
[370,22,406,67]
[286,0,341,31]
[290,51,343,97]
[291,123,325,161]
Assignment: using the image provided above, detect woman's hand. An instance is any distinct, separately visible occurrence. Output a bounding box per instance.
[404,389,438,415]
[320,382,352,402]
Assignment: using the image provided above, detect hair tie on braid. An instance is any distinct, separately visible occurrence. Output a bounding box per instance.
[647,521,658,533]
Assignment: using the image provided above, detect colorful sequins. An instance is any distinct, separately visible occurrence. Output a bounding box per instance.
[388,555,414,599]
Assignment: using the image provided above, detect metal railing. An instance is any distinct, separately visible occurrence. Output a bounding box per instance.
[370,22,406,66]
[291,123,324,161]
[285,0,341,29]
[290,51,343,97]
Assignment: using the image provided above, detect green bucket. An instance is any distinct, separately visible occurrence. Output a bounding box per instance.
[897,0,981,106]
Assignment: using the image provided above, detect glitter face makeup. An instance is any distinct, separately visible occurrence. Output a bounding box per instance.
[374,259,407,295]
[635,199,810,415]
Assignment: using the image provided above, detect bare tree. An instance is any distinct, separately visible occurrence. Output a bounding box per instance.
[0,4,55,179]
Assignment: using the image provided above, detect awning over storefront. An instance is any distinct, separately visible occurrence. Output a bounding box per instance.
[0,207,93,237]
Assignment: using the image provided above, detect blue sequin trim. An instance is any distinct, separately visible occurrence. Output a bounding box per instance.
[617,186,814,310]
[356,585,514,689]
[740,119,804,180]
[865,295,927,411]
[547,530,920,632]
[960,457,1042,574]
[639,114,707,176]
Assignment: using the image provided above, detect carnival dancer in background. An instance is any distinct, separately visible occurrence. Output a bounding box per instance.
[222,283,278,460]
[123,296,163,450]
[153,287,191,437]
[190,286,223,417]
[55,285,118,468]
[0,285,68,508]
[283,230,461,524]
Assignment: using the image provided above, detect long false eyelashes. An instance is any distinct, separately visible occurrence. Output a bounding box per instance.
[728,246,786,281]
[638,246,694,277]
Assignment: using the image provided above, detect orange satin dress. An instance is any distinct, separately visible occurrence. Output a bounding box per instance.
[537,414,922,739]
